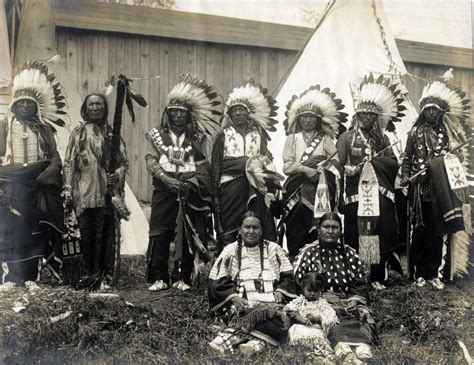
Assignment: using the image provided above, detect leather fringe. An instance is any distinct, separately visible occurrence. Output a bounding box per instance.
[359,235,380,265]
[462,203,472,235]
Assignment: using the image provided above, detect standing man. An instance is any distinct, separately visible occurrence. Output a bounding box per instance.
[337,74,405,290]
[280,84,346,259]
[212,80,280,252]
[145,74,223,291]
[401,73,471,289]
[0,61,66,285]
[63,93,128,289]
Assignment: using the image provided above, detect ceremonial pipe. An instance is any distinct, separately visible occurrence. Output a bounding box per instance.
[407,137,472,181]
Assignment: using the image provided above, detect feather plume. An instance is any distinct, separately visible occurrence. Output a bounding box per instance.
[225,79,278,132]
[284,84,347,137]
[419,73,470,125]
[356,73,406,128]
[10,61,68,127]
[420,72,471,182]
[245,155,283,194]
[166,74,224,142]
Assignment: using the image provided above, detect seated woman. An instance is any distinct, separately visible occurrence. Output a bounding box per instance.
[292,212,377,363]
[208,211,297,356]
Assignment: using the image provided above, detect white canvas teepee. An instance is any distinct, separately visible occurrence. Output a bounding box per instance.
[270,0,418,171]
[46,56,149,256]
[0,0,10,88]
[0,0,11,119]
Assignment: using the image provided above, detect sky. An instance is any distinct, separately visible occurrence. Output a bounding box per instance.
[174,0,473,49]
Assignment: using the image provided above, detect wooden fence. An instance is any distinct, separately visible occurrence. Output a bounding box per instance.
[48,1,472,202]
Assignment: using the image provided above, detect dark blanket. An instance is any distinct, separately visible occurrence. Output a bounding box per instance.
[429,156,466,236]
[369,156,399,193]
[149,162,213,234]
[218,156,277,243]
[282,155,343,213]
[0,160,64,262]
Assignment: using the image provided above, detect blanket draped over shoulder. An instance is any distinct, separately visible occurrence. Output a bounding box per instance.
[0,160,64,263]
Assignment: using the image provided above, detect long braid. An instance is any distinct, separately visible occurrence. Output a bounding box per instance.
[237,235,243,272]
[259,238,265,274]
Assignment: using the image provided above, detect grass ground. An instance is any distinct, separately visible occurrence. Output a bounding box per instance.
[0,255,472,365]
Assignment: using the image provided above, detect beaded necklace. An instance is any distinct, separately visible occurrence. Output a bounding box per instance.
[301,132,323,162]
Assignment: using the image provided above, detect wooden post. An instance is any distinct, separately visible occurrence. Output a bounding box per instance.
[14,0,56,67]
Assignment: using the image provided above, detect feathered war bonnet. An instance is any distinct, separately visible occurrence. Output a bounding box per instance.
[9,61,67,128]
[224,79,278,138]
[162,74,224,139]
[284,85,348,137]
[417,69,471,165]
[418,68,470,125]
[355,73,406,130]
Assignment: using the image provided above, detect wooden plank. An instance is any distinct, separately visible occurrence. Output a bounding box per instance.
[186,41,195,75]
[66,31,78,92]
[53,0,307,52]
[250,49,261,84]
[53,0,472,70]
[395,39,472,70]
[212,46,226,96]
[205,45,216,87]
[77,34,89,99]
[267,50,278,92]
[276,51,290,85]
[168,40,180,91]
[87,34,100,93]
[138,37,151,202]
[96,34,109,90]
[197,43,207,81]
[231,48,243,86]
[56,32,68,65]
[158,39,170,121]
[243,47,252,80]
[222,46,233,94]
[129,36,141,196]
[107,34,117,81]
[259,51,268,88]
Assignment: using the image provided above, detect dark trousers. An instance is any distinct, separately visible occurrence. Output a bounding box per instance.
[369,251,403,283]
[285,203,318,258]
[410,202,445,280]
[78,208,105,276]
[146,231,194,285]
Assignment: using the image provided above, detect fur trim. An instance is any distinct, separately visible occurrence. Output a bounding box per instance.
[359,235,380,265]
[451,230,471,278]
